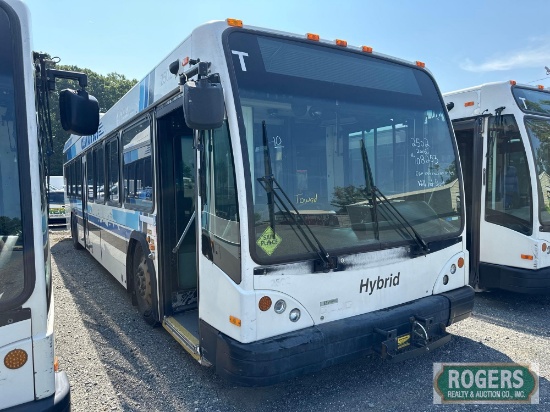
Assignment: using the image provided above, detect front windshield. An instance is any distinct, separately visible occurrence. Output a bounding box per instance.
[525,117,550,226]
[48,191,65,204]
[227,32,461,263]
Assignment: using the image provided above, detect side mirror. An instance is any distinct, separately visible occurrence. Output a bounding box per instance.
[183,78,224,130]
[59,89,100,136]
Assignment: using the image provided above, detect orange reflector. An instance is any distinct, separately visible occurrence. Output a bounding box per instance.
[149,244,155,251]
[259,296,272,311]
[538,85,544,90]
[415,61,425,68]
[335,39,347,47]
[543,243,547,252]
[509,80,517,86]
[182,56,190,67]
[307,33,320,41]
[229,315,241,327]
[4,349,28,370]
[362,46,373,53]
[457,257,465,268]
[521,254,534,260]
[464,101,474,107]
[226,18,243,27]
[54,357,59,372]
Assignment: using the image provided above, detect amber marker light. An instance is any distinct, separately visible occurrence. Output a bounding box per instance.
[335,39,347,47]
[362,46,373,53]
[306,33,320,41]
[226,18,243,27]
[54,356,59,372]
[457,257,465,268]
[464,101,474,107]
[229,316,241,327]
[415,61,426,68]
[509,80,517,86]
[538,85,545,90]
[259,296,272,311]
[543,243,547,252]
[181,56,190,67]
[521,254,534,260]
[4,349,28,369]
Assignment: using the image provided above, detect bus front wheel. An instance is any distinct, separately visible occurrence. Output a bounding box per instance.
[133,245,156,325]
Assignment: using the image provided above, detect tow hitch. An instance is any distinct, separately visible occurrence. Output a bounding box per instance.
[373,316,451,362]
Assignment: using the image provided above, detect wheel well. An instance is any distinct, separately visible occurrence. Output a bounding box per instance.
[126,239,139,296]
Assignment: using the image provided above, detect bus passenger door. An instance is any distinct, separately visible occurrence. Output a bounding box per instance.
[453,117,484,288]
[157,106,198,318]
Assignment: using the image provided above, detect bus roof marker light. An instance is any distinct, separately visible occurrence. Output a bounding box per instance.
[259,296,272,311]
[229,316,241,327]
[335,39,348,47]
[415,61,426,68]
[521,254,534,260]
[4,349,28,369]
[306,33,320,41]
[538,85,544,90]
[464,101,475,107]
[362,46,373,53]
[509,80,517,86]
[226,18,243,27]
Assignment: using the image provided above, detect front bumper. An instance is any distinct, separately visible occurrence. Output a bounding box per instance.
[4,371,71,412]
[200,286,474,386]
[480,262,550,294]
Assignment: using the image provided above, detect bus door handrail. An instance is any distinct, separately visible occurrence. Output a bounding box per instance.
[172,211,196,253]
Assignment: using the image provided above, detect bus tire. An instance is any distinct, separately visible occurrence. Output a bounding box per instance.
[133,245,156,325]
[71,216,83,250]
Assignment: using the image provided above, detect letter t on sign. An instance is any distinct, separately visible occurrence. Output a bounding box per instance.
[231,50,249,71]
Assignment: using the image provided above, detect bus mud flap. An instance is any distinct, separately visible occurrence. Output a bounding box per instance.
[373,316,450,362]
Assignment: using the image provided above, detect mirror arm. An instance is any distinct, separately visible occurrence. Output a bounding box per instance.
[45,68,89,91]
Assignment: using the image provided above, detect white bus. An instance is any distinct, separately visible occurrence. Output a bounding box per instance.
[0,0,99,409]
[444,81,550,294]
[64,19,474,386]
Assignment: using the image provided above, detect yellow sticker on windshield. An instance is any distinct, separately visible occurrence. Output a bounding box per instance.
[257,226,282,256]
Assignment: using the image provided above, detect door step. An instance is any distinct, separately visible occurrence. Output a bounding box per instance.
[163,310,209,365]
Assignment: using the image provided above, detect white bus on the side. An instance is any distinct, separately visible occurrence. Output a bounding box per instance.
[445,81,550,294]
[0,0,99,409]
[64,19,474,386]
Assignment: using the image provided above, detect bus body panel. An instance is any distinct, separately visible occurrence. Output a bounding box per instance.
[63,19,473,382]
[445,81,550,293]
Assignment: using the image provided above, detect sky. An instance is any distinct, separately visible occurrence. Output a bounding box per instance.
[25,0,550,93]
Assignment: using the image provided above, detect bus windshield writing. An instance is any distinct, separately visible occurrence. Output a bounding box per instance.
[227,32,462,263]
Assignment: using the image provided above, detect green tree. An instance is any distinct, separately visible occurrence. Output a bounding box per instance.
[39,54,138,175]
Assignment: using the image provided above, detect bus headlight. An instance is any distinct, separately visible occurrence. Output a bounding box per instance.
[450,264,456,274]
[274,299,286,314]
[289,308,301,322]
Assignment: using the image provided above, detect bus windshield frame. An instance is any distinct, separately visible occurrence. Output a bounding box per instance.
[224,29,463,265]
[0,1,35,313]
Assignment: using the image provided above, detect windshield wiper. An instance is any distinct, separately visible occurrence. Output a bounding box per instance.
[359,138,430,255]
[257,120,336,271]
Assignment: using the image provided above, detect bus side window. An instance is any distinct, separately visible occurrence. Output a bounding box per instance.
[95,145,105,202]
[106,138,120,204]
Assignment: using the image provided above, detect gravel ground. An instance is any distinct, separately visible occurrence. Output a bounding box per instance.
[49,229,550,412]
